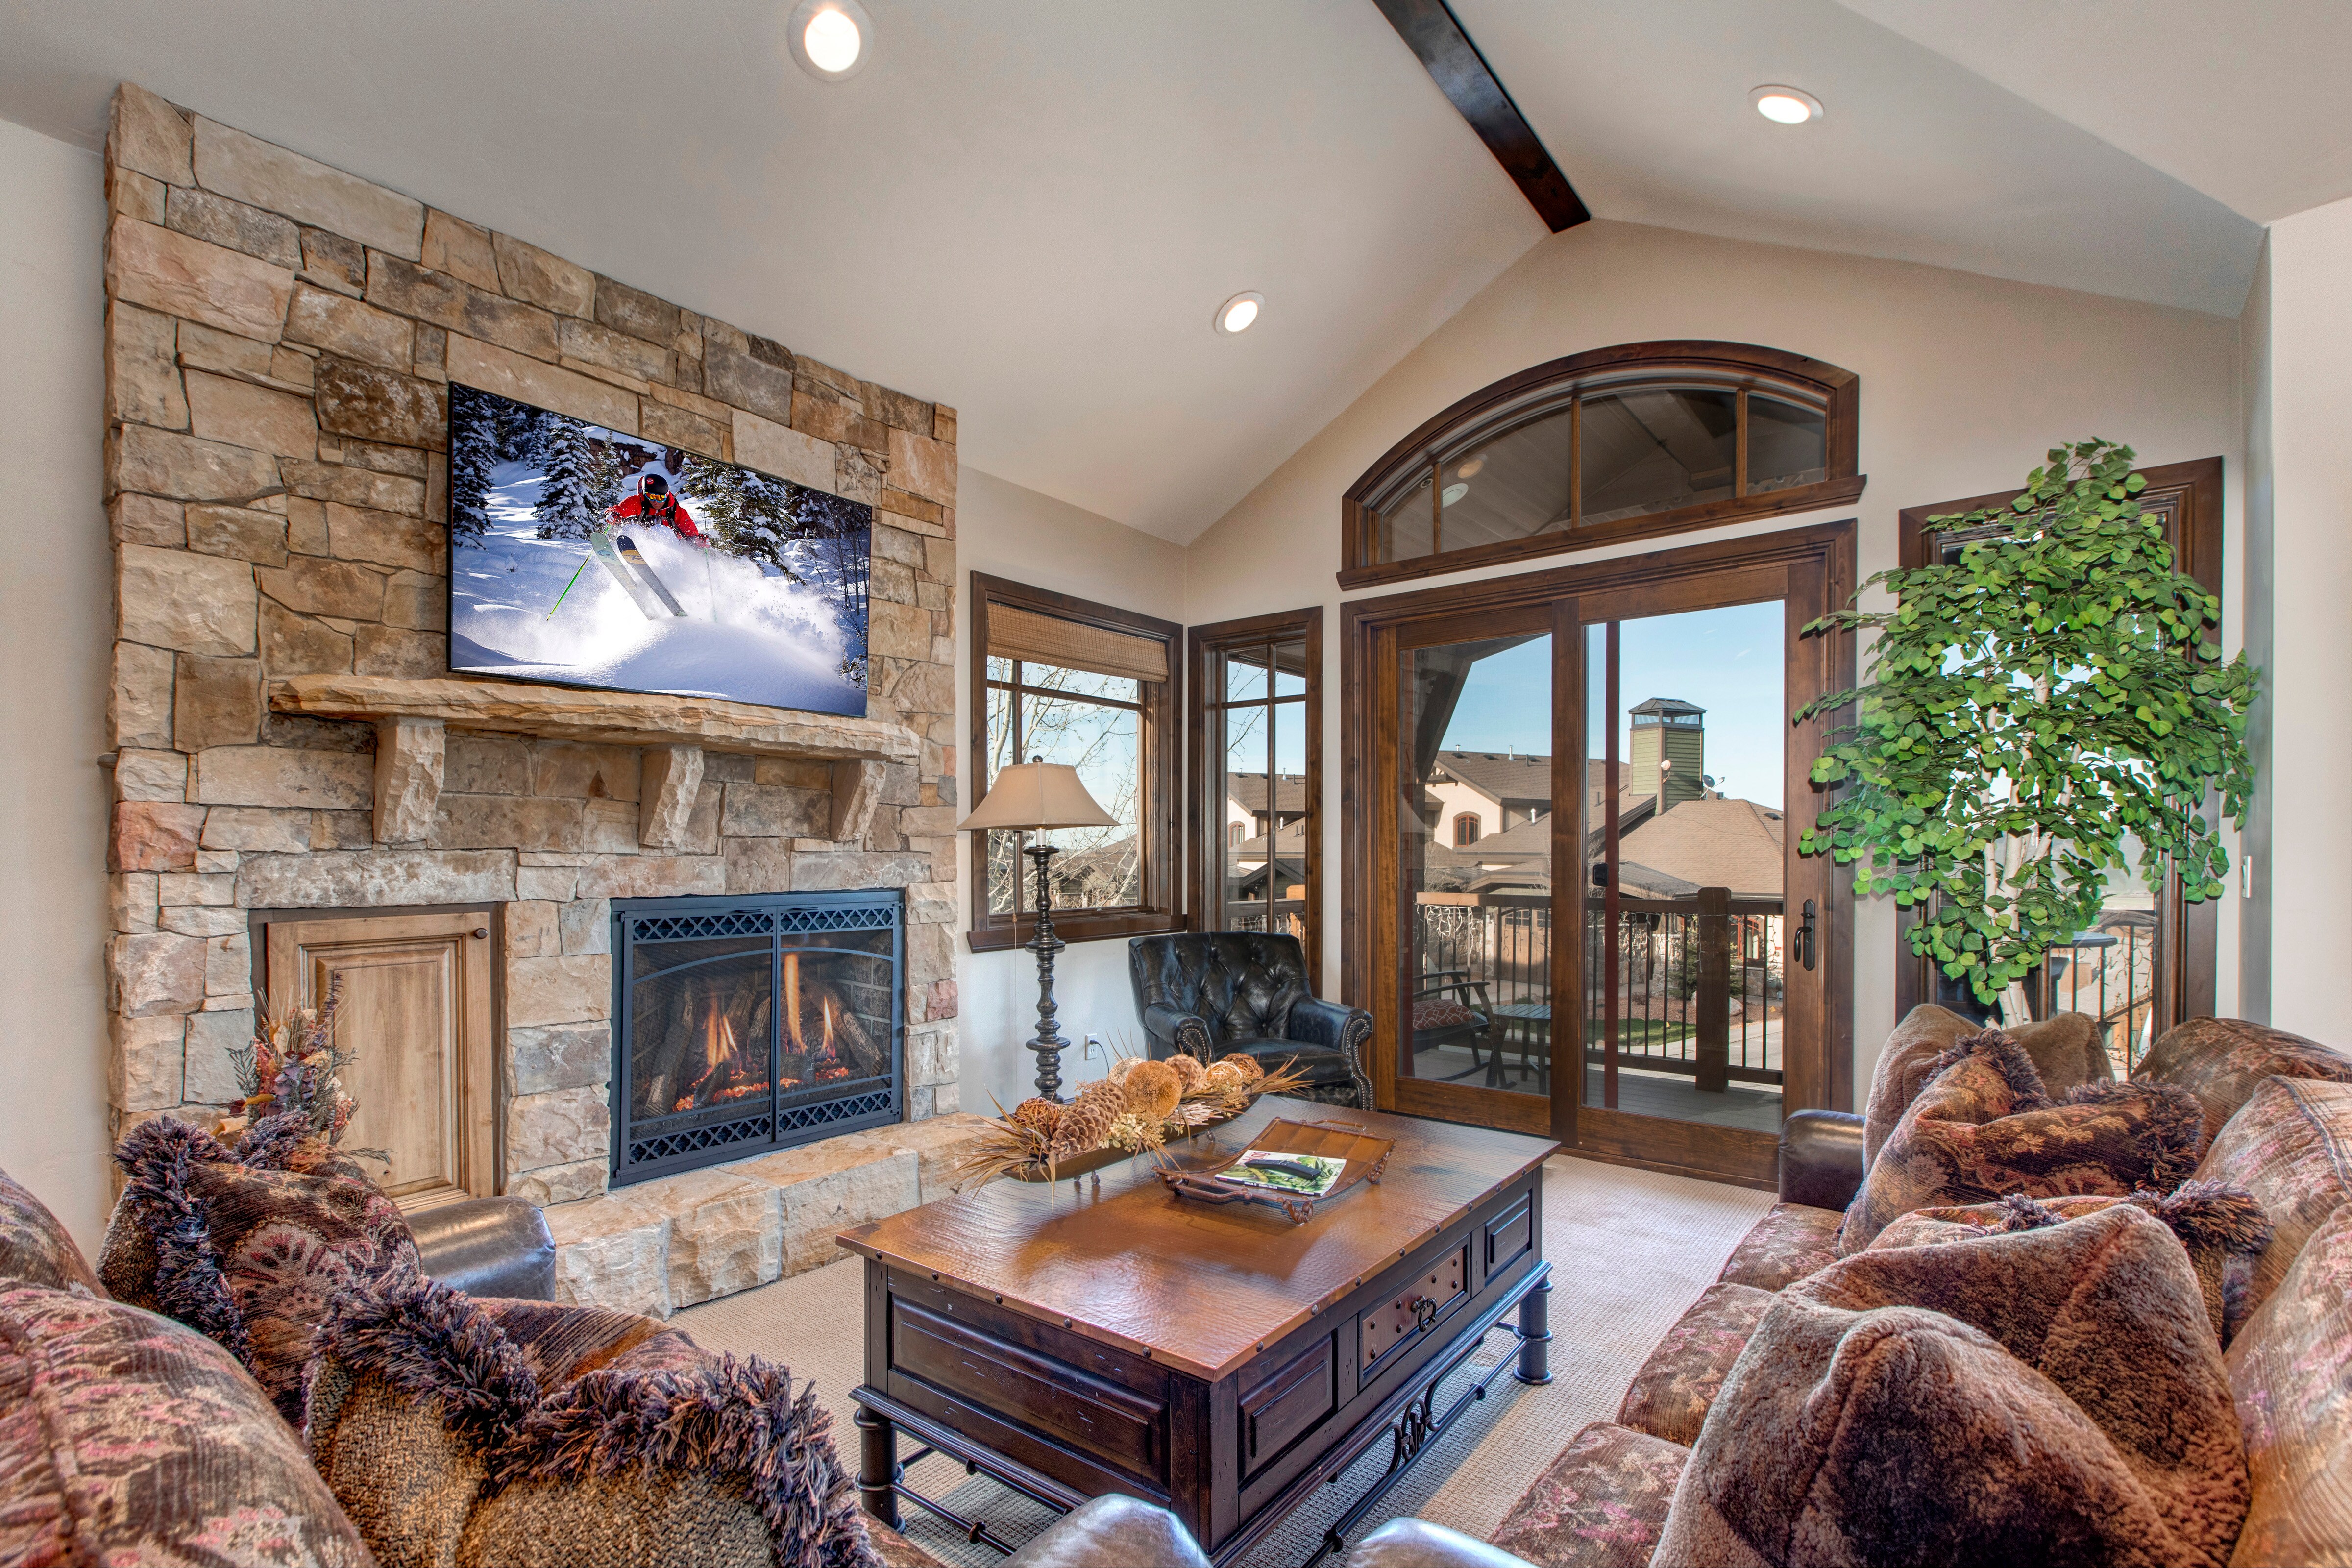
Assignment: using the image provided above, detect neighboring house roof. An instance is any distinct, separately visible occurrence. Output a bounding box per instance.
[1233,819,1310,859]
[1226,772,1308,815]
[1432,750,1551,804]
[1608,797,1784,899]
[1628,696,1705,719]
[1049,833,1141,898]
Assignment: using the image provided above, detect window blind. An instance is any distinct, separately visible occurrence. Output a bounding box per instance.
[988,604,1169,685]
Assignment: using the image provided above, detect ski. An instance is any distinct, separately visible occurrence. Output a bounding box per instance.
[614,532,688,616]
[588,524,666,620]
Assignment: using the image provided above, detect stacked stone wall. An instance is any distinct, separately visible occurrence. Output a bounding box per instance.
[98,83,963,1221]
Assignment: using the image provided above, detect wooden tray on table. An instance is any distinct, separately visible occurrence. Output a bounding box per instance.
[1159,1117,1394,1223]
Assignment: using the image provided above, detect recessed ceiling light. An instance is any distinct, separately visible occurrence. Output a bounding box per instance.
[1750,85,1822,125]
[789,0,872,81]
[1214,291,1264,335]
[1441,483,1470,507]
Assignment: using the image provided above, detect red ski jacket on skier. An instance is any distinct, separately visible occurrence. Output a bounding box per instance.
[607,491,704,541]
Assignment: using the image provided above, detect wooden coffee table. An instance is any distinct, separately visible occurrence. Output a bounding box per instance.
[839,1099,1557,1564]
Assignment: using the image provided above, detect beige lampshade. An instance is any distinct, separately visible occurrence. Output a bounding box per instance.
[958,761,1118,832]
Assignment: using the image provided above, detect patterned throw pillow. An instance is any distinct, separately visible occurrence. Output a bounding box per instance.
[99,1113,419,1425]
[2137,1016,2352,1155]
[0,1282,371,1565]
[1410,998,1478,1032]
[1838,1032,2200,1254]
[0,1166,105,1296]
[1871,1182,2272,1344]
[306,1274,881,1568]
[1655,1205,2250,1567]
[1861,1007,2112,1166]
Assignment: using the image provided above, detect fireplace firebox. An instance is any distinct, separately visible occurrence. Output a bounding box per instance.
[610,891,903,1185]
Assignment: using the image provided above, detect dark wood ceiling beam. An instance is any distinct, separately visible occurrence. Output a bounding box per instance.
[1371,0,1589,232]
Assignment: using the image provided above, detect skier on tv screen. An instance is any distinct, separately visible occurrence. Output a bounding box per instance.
[607,473,705,543]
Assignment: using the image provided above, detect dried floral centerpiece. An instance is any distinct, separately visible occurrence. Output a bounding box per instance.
[956,1051,1310,1189]
[212,977,388,1171]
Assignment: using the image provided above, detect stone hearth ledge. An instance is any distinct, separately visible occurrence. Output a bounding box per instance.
[544,1113,997,1317]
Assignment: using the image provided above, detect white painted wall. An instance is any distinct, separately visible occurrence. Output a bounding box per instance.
[952,466,1188,1115]
[0,119,113,1250]
[2238,235,2274,1024]
[1183,219,2246,1101]
[2248,196,2352,1039]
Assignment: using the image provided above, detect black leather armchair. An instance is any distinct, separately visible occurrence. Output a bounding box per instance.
[1127,932,1372,1108]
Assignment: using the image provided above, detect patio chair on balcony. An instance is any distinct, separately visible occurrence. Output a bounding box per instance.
[1411,969,1495,1083]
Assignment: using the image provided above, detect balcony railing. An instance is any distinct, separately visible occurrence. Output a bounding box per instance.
[1417,897,2160,1087]
[1412,892,1783,1089]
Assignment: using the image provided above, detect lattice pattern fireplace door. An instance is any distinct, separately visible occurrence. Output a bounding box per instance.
[611,891,903,1185]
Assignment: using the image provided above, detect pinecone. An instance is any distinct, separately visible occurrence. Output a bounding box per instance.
[1049,1084,1123,1164]
[1219,1052,1266,1083]
[1168,1054,1207,1094]
[1010,1097,1062,1140]
[1123,1059,1183,1122]
[1202,1059,1248,1093]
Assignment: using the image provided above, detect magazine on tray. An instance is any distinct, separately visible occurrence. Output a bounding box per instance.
[1213,1150,1345,1197]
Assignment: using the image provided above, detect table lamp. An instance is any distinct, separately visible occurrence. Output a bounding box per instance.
[957,759,1118,1101]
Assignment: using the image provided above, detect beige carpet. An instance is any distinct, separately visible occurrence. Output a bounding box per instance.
[677,1153,1772,1566]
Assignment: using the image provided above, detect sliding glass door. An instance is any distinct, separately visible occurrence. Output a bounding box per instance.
[1388,603,1565,1137]
[1352,525,1851,1182]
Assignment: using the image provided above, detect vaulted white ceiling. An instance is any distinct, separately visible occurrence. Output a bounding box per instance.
[0,1,2340,542]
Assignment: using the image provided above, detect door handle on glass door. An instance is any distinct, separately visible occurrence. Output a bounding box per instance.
[1797,900,1816,971]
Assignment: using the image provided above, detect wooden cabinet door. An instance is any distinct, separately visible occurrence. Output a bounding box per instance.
[263,911,497,1211]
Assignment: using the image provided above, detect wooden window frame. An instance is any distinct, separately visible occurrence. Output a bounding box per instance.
[1187,607,1324,987]
[967,574,1183,953]
[1338,340,1863,590]
[1455,813,1482,847]
[1891,457,2224,1037]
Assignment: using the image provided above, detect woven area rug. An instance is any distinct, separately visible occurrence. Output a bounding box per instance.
[676,1152,1772,1566]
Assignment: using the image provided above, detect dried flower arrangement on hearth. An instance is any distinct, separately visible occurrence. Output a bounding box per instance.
[955,1050,1310,1189]
[211,977,388,1168]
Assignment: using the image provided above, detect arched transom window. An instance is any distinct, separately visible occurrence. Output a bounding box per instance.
[1341,341,1861,588]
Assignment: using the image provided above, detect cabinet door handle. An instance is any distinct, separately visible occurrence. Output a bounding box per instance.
[472,927,490,939]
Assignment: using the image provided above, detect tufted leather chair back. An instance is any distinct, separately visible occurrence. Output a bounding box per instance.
[1128,933,1315,1049]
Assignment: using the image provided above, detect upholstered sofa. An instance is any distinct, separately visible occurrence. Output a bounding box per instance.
[0,1120,956,1568]
[1128,931,1372,1106]
[1488,1011,2352,1567]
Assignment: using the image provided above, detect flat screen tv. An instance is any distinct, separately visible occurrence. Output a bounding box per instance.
[444,382,870,717]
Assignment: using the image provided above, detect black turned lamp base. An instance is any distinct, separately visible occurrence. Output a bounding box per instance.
[1023,841,1071,1102]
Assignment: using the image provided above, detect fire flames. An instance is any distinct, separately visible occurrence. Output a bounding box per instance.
[669,976,858,1114]
[673,998,768,1115]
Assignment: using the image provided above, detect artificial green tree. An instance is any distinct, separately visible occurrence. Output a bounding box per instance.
[1798,441,2256,1011]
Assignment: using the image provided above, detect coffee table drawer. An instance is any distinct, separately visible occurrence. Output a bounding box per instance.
[1359,1243,1469,1372]
[891,1300,1167,1481]
[1239,1334,1335,1475]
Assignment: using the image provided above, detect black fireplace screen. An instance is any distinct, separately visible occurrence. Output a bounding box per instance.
[610,890,902,1184]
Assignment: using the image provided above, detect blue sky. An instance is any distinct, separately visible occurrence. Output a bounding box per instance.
[1439,599,1788,808]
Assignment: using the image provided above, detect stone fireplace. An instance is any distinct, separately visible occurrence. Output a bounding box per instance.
[612,890,904,1186]
[98,83,980,1316]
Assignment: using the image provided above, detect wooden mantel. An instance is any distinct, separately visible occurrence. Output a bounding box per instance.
[269,674,922,763]
[273,674,911,846]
